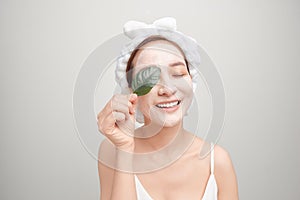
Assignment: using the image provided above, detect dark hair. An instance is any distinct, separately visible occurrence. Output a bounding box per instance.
[125,35,190,87]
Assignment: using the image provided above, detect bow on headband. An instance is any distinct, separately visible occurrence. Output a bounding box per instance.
[123,17,177,39]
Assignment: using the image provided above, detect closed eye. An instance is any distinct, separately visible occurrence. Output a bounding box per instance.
[172,73,187,77]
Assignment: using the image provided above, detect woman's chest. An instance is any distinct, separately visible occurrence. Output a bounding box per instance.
[136,156,211,200]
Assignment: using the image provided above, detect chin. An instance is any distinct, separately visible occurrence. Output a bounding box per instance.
[155,115,183,127]
[143,104,187,127]
[163,120,181,128]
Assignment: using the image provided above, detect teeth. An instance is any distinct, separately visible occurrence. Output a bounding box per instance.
[156,101,179,108]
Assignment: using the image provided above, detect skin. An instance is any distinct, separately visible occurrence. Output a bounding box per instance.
[97,40,239,200]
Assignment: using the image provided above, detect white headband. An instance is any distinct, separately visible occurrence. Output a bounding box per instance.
[115,17,201,123]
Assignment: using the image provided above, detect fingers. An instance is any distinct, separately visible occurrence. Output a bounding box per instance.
[97,94,138,134]
[97,111,116,135]
[98,95,130,120]
[112,111,126,122]
[98,111,127,134]
[111,94,137,116]
[128,93,138,114]
[98,109,134,138]
[112,103,129,119]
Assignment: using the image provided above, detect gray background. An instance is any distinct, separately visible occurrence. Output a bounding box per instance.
[1,0,299,199]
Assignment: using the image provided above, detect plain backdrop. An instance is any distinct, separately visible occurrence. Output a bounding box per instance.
[1,0,299,199]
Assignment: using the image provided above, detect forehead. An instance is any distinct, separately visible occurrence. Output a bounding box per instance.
[132,40,186,67]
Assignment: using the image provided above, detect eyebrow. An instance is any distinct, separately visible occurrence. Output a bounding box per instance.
[169,61,186,67]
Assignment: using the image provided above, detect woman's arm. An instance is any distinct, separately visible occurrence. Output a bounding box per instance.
[214,145,239,200]
[97,94,139,200]
[98,142,137,200]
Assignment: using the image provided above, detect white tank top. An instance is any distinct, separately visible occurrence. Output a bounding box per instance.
[134,143,218,200]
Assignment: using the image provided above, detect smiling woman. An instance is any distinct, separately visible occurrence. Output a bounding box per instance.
[127,39,193,128]
[97,17,238,200]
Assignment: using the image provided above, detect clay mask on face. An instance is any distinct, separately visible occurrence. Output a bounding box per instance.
[130,40,194,126]
[134,64,193,128]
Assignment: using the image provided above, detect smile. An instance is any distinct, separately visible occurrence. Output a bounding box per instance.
[155,100,181,108]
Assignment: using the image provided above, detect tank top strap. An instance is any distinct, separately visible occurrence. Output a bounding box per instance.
[210,142,215,174]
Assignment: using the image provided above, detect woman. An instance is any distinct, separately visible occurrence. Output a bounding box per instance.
[97,17,238,200]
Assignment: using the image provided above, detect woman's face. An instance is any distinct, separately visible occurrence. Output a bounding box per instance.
[131,40,194,127]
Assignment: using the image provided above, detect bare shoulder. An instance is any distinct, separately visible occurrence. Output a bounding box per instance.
[97,139,116,200]
[214,144,233,171]
[213,144,239,199]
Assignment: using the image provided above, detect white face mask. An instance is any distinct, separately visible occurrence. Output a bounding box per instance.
[130,41,194,128]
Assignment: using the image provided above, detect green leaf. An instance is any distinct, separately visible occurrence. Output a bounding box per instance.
[132,65,161,96]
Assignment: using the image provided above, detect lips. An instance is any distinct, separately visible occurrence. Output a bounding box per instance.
[156,100,181,109]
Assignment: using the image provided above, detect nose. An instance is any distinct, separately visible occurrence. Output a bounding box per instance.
[157,76,177,96]
[158,85,177,96]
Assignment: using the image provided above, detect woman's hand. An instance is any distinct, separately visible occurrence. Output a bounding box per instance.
[97,94,138,151]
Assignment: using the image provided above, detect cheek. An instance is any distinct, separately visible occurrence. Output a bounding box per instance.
[173,77,193,93]
[137,96,151,113]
